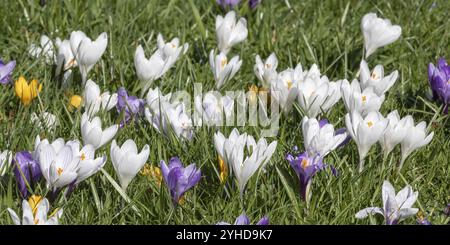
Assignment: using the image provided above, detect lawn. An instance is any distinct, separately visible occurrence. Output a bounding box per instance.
[0,0,449,225]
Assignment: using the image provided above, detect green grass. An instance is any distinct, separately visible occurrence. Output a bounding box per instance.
[0,0,449,225]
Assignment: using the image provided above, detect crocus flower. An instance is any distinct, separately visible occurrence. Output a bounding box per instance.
[55,38,76,74]
[341,79,385,116]
[0,150,12,176]
[217,0,240,8]
[270,64,302,114]
[428,58,450,113]
[215,11,248,54]
[81,112,118,150]
[8,196,63,225]
[416,212,432,225]
[360,60,399,96]
[140,164,162,187]
[12,151,42,198]
[209,50,242,89]
[194,91,234,126]
[165,103,195,141]
[160,157,201,205]
[361,13,402,58]
[70,31,108,84]
[345,111,388,172]
[0,59,16,85]
[68,95,83,111]
[254,53,278,88]
[214,129,243,179]
[399,117,434,170]
[67,141,106,184]
[249,0,262,9]
[84,79,117,117]
[217,213,269,225]
[116,87,145,127]
[378,110,408,157]
[144,87,172,134]
[286,151,333,204]
[356,180,418,225]
[302,116,347,157]
[14,76,42,106]
[28,35,56,64]
[110,139,149,191]
[31,111,58,132]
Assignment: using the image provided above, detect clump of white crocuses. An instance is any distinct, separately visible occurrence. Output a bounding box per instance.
[254,53,278,88]
[110,139,149,191]
[361,13,402,58]
[80,112,118,150]
[194,91,234,126]
[8,197,63,225]
[28,35,56,64]
[345,111,388,172]
[341,79,385,116]
[378,110,409,158]
[356,180,418,225]
[83,79,118,117]
[302,116,347,157]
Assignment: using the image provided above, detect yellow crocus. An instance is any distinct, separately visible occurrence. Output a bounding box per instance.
[15,76,42,105]
[140,164,162,187]
[68,95,83,110]
[27,195,43,217]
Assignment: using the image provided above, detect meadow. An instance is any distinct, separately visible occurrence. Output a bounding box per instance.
[0,0,449,225]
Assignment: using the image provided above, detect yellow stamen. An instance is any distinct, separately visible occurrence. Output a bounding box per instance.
[286,80,293,90]
[28,195,43,217]
[220,57,228,68]
[140,164,162,187]
[265,63,271,69]
[367,121,373,128]
[301,159,308,169]
[178,196,185,205]
[57,167,64,176]
[80,153,86,161]
[362,95,367,103]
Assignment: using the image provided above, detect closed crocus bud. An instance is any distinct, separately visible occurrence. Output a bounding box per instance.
[28,35,56,64]
[360,60,399,96]
[12,151,41,198]
[302,116,347,157]
[428,58,450,114]
[81,112,118,150]
[215,11,248,54]
[110,139,149,191]
[361,13,402,58]
[345,111,388,172]
[254,53,278,88]
[83,79,117,117]
[7,197,63,225]
[399,117,434,170]
[156,33,188,75]
[271,64,303,114]
[72,32,108,84]
[209,50,242,89]
[14,76,42,106]
[341,79,385,116]
[68,95,83,110]
[55,38,76,75]
[134,45,164,93]
[0,59,16,85]
[379,110,408,157]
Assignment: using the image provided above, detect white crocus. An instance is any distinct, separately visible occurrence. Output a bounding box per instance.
[8,198,63,225]
[144,87,173,134]
[28,35,56,64]
[37,139,80,189]
[110,139,149,191]
[226,128,277,197]
[379,110,409,157]
[399,117,434,170]
[214,128,246,177]
[341,79,385,116]
[55,38,76,74]
[270,64,303,114]
[361,13,402,58]
[209,50,242,89]
[83,79,118,116]
[356,180,418,225]
[166,103,195,141]
[156,33,188,73]
[31,112,58,132]
[67,141,106,184]
[81,113,118,150]
[71,31,108,84]
[302,116,347,157]
[0,150,12,176]
[195,92,234,126]
[215,11,248,54]
[360,60,399,96]
[254,53,278,88]
[345,111,388,172]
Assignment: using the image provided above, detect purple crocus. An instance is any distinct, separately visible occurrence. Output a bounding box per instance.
[216,0,240,8]
[249,0,262,9]
[444,204,450,216]
[428,58,450,114]
[217,213,269,225]
[0,59,16,85]
[12,151,41,199]
[116,87,145,127]
[160,157,201,205]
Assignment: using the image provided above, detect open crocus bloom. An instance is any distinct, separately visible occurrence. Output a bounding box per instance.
[214,128,247,180]
[81,112,118,150]
[270,64,303,114]
[8,197,63,225]
[36,138,81,190]
[226,128,277,197]
[12,151,41,198]
[217,213,269,225]
[215,11,248,54]
[144,87,173,134]
[160,157,201,205]
[0,150,12,176]
[356,180,418,225]
[156,33,188,73]
[254,53,278,88]
[70,31,108,84]
[379,110,409,157]
[28,35,56,64]
[165,103,195,141]
[14,76,42,106]
[345,111,388,172]
[297,65,342,118]
[83,79,117,117]
[399,117,434,170]
[31,111,58,132]
[361,13,402,58]
[360,60,399,96]
[110,139,149,191]
[428,58,450,114]
[67,141,106,184]
[302,116,347,157]
[55,38,76,73]
[194,91,234,126]
[341,79,385,116]
[116,87,145,127]
[209,50,242,89]
[0,59,16,85]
